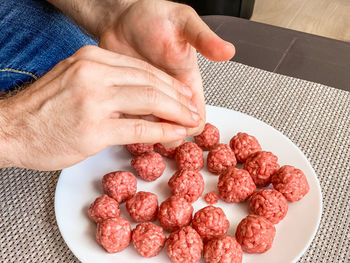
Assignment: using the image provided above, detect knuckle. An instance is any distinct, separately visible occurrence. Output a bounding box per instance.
[75,45,97,57]
[179,4,196,16]
[64,60,98,104]
[144,67,158,86]
[185,5,196,14]
[70,59,95,81]
[180,102,191,116]
[159,123,167,139]
[145,86,160,105]
[58,56,75,68]
[133,121,147,138]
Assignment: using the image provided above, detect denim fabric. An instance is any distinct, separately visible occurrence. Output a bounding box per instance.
[0,0,97,92]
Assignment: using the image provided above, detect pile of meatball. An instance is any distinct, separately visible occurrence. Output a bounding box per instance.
[88,123,310,263]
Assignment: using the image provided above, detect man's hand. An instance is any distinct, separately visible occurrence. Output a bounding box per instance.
[99,0,235,136]
[0,46,199,170]
[48,0,235,137]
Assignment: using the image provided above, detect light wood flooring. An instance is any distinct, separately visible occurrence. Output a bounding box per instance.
[251,0,350,42]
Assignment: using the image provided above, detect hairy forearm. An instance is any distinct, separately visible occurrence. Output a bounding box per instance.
[47,0,137,37]
[0,101,14,168]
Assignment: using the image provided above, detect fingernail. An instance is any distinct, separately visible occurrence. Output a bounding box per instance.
[189,102,198,113]
[192,111,200,121]
[182,86,193,97]
[176,127,186,136]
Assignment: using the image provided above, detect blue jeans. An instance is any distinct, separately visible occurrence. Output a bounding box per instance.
[0,0,97,92]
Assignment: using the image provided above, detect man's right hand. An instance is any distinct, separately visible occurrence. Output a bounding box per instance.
[0,45,200,170]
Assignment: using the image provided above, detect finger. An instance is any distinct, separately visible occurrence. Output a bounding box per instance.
[186,120,205,136]
[101,118,187,145]
[110,66,192,99]
[180,6,235,62]
[74,46,193,98]
[110,86,200,127]
[119,113,204,138]
[170,61,206,136]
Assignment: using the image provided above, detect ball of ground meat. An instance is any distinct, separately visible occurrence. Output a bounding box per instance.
[229,132,262,163]
[166,226,203,263]
[158,196,193,232]
[249,189,288,224]
[102,171,137,203]
[131,152,166,181]
[88,194,120,223]
[204,191,219,205]
[126,191,158,222]
[218,167,256,203]
[271,165,310,202]
[207,144,237,175]
[244,151,280,188]
[194,123,220,151]
[96,217,131,253]
[125,143,154,156]
[203,235,243,263]
[168,169,204,203]
[192,206,229,243]
[175,142,204,171]
[131,222,166,258]
[154,143,180,159]
[235,215,276,254]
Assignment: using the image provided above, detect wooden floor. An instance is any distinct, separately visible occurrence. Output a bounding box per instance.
[251,0,350,42]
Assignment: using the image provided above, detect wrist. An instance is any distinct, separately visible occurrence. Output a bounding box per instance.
[48,0,138,38]
[93,0,139,38]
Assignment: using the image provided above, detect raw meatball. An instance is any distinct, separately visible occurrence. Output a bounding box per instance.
[96,217,131,253]
[194,123,220,150]
[125,143,154,156]
[102,171,137,203]
[203,235,243,263]
[207,144,237,175]
[154,143,179,159]
[271,165,310,202]
[175,142,204,171]
[249,189,288,224]
[126,191,158,222]
[244,151,280,188]
[132,222,166,258]
[166,226,203,263]
[168,169,204,203]
[158,196,193,232]
[229,132,262,163]
[131,152,166,181]
[218,167,256,203]
[235,215,276,254]
[192,206,229,242]
[204,191,219,205]
[88,194,120,223]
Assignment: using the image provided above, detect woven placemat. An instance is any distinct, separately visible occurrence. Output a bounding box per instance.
[1,56,349,263]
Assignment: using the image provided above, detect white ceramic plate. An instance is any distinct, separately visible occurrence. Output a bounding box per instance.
[55,105,322,263]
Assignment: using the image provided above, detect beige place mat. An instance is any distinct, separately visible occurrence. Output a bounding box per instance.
[1,55,349,262]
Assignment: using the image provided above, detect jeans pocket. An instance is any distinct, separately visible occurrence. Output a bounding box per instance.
[0,68,38,92]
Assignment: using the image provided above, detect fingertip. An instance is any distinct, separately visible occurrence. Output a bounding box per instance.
[202,38,235,62]
[163,139,185,148]
[175,126,187,137]
[222,41,236,60]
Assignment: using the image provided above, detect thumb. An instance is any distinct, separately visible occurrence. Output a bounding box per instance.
[181,7,236,62]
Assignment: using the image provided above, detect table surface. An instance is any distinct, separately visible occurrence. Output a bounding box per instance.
[202,15,350,92]
[1,16,350,263]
